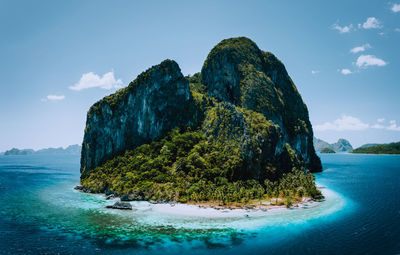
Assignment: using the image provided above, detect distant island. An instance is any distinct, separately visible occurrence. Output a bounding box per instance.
[78,37,323,208]
[320,147,336,153]
[3,145,81,156]
[4,148,34,155]
[351,142,400,154]
[313,137,353,152]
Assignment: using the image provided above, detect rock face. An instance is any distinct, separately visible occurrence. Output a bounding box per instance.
[313,137,331,152]
[201,37,321,173]
[80,37,322,182]
[332,139,353,152]
[80,60,197,177]
[202,101,302,181]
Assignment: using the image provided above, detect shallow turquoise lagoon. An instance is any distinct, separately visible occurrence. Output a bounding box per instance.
[0,153,398,254]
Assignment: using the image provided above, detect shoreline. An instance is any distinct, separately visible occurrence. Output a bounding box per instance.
[74,185,322,214]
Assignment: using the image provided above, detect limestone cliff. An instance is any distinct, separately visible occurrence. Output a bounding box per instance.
[80,60,197,177]
[201,37,321,173]
[80,37,321,183]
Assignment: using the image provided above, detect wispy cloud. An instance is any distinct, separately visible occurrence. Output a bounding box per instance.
[41,95,65,102]
[391,3,400,12]
[340,69,353,75]
[311,70,319,74]
[314,115,369,131]
[315,116,400,132]
[371,124,385,129]
[372,118,385,128]
[372,119,400,131]
[356,55,387,68]
[361,17,382,29]
[350,43,371,54]
[395,28,400,32]
[332,23,353,33]
[69,71,123,91]
[388,120,400,131]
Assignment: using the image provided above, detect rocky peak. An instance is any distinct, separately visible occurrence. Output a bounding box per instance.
[80,59,196,177]
[201,37,321,172]
[333,139,353,152]
[201,37,266,105]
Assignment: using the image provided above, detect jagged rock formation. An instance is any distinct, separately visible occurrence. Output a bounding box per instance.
[313,137,331,152]
[332,139,353,152]
[313,137,353,152]
[80,60,197,177]
[80,37,322,184]
[201,37,321,174]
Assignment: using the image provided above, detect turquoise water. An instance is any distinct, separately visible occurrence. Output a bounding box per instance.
[0,153,399,254]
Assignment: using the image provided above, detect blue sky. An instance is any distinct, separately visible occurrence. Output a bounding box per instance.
[1,0,400,151]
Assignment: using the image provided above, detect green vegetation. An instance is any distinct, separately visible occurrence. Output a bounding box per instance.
[81,38,323,206]
[351,142,400,154]
[89,59,177,116]
[202,37,264,75]
[81,128,322,204]
[320,147,336,154]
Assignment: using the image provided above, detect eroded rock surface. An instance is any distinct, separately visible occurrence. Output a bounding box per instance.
[80,60,197,177]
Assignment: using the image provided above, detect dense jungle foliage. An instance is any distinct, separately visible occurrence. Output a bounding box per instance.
[81,128,323,204]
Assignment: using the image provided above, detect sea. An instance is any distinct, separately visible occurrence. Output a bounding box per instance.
[0,153,399,255]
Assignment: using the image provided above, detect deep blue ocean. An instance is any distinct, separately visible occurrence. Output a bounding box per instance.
[0,153,399,255]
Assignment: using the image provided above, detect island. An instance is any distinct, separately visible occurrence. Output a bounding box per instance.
[78,37,324,208]
[3,145,81,156]
[320,147,336,153]
[313,137,353,152]
[351,142,400,154]
[4,148,34,155]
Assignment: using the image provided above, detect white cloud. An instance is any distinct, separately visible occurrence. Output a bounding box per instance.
[372,124,385,129]
[314,115,369,131]
[332,23,353,33]
[41,95,65,102]
[392,3,400,12]
[395,28,400,32]
[341,69,353,75]
[356,55,387,68]
[311,70,319,74]
[350,43,371,54]
[69,71,123,91]
[388,120,400,131]
[362,17,382,29]
[315,116,400,132]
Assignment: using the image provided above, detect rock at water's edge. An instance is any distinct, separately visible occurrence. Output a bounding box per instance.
[105,201,132,210]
